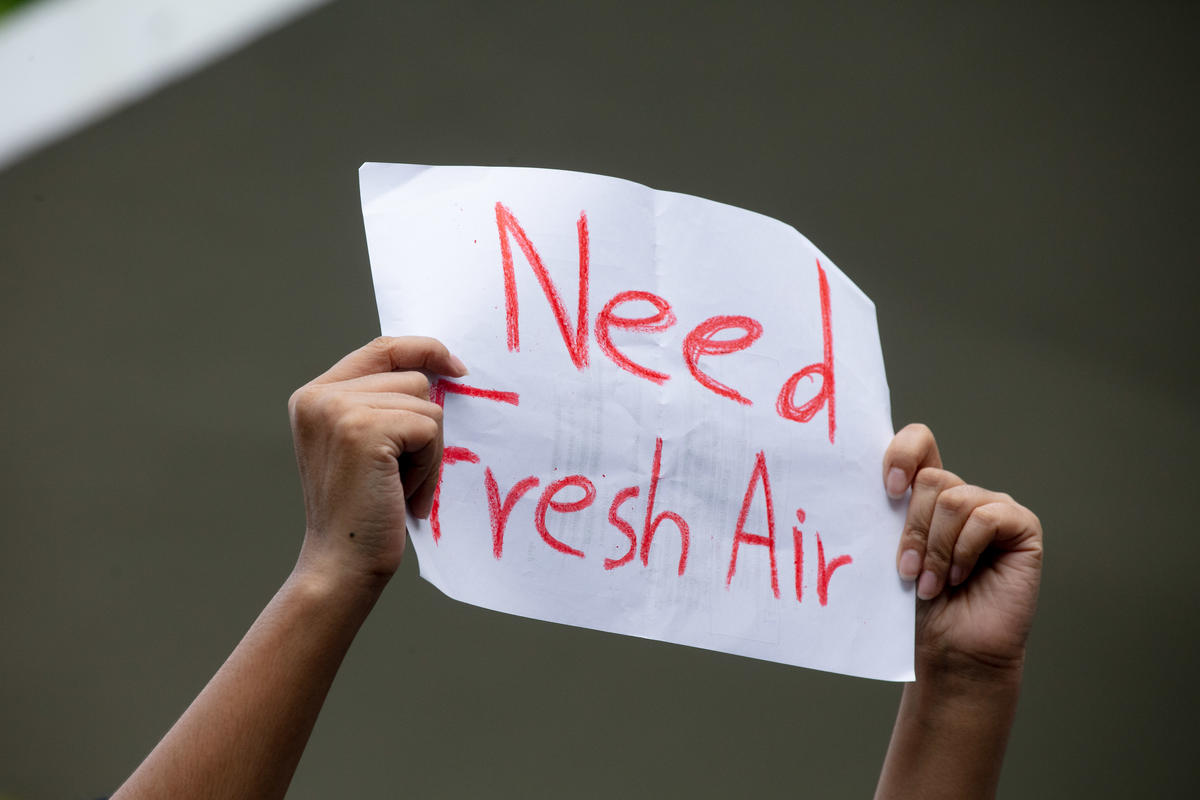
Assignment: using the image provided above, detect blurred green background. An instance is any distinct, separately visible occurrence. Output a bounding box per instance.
[2,1,1197,797]
[0,0,38,19]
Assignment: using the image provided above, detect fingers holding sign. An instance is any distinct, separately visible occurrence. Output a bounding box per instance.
[913,479,1018,599]
[289,336,468,583]
[884,424,1041,600]
[885,423,951,590]
[310,335,468,386]
[883,423,1043,677]
[883,423,943,498]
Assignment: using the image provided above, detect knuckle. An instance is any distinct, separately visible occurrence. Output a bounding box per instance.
[415,412,441,443]
[397,412,438,450]
[902,517,930,542]
[913,468,939,491]
[968,502,1003,530]
[288,386,321,425]
[1029,519,1045,557]
[333,408,373,444]
[325,393,355,421]
[914,467,957,492]
[411,372,432,398]
[936,484,976,516]
[903,422,934,441]
[418,337,448,369]
[923,540,951,567]
[287,388,304,418]
[1018,504,1044,551]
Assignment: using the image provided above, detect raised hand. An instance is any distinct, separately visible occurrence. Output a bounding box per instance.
[288,336,467,583]
[884,423,1043,676]
[875,423,1044,800]
[113,337,468,800]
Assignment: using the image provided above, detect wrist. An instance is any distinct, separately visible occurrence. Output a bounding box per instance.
[291,539,394,604]
[915,642,1026,693]
[880,661,1022,800]
[906,663,1022,723]
[904,649,1024,746]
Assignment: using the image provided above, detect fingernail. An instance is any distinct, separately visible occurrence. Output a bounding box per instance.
[949,565,965,586]
[898,549,921,580]
[917,570,939,600]
[885,467,907,499]
[448,354,469,376]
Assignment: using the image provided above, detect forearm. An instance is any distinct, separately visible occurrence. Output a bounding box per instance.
[874,662,1022,800]
[113,562,386,800]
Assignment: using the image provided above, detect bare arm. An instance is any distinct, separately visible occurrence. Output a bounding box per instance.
[111,568,384,799]
[875,424,1043,800]
[876,664,1022,798]
[112,337,467,800]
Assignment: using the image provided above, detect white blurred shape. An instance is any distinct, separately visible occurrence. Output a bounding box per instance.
[0,0,330,171]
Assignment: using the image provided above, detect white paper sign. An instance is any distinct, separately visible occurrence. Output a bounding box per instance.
[361,163,914,681]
